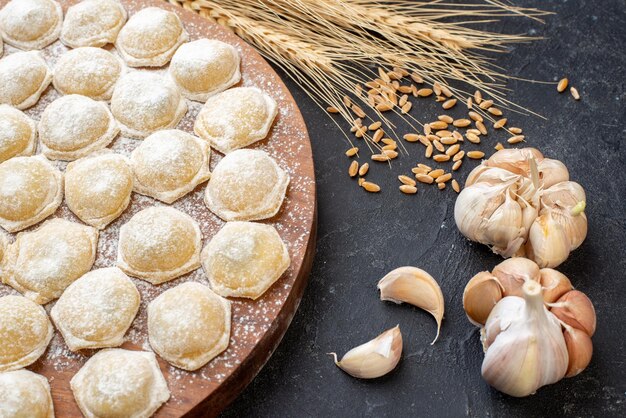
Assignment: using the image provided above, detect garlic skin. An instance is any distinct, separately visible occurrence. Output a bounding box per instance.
[377,267,444,344]
[481,280,568,397]
[330,326,402,379]
[455,148,587,268]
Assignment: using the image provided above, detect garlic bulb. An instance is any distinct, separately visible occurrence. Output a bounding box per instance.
[329,326,402,379]
[454,148,587,268]
[463,258,596,396]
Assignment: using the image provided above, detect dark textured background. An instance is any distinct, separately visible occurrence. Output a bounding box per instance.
[222,1,626,416]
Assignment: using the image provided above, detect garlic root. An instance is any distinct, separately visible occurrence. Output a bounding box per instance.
[329,325,402,379]
[377,267,444,344]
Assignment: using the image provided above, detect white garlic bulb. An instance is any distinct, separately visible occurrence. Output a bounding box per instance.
[454,148,587,268]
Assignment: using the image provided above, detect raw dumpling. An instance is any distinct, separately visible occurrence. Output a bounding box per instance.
[2,218,98,304]
[71,349,170,418]
[111,72,187,139]
[202,222,290,299]
[51,267,140,352]
[117,206,201,284]
[65,151,132,229]
[0,105,36,163]
[0,295,53,372]
[130,130,210,203]
[0,155,62,233]
[39,95,119,161]
[169,38,240,102]
[0,51,52,110]
[116,7,188,67]
[0,0,62,50]
[0,370,54,418]
[61,0,127,48]
[205,149,289,221]
[53,47,124,101]
[194,87,277,154]
[148,282,230,371]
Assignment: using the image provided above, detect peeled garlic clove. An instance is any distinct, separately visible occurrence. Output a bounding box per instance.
[330,325,402,379]
[550,290,596,336]
[537,158,569,188]
[526,211,570,268]
[485,148,544,176]
[540,268,573,303]
[481,280,568,397]
[378,266,444,344]
[563,325,593,378]
[491,257,540,297]
[463,271,503,326]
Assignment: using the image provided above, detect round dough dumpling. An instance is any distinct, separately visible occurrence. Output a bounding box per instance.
[202,222,290,299]
[71,349,170,418]
[0,295,53,372]
[1,219,98,304]
[65,151,133,229]
[169,38,241,102]
[53,47,124,101]
[194,87,277,154]
[116,7,188,67]
[0,51,52,110]
[205,149,289,221]
[39,95,119,161]
[0,105,36,163]
[131,130,211,204]
[0,155,62,232]
[0,0,62,50]
[51,267,140,351]
[0,370,54,418]
[111,72,187,139]
[61,0,127,48]
[117,206,201,284]
[148,282,231,370]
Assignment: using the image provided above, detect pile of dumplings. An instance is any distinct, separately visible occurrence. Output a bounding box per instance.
[0,1,295,416]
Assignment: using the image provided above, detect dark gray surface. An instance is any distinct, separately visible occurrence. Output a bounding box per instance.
[222,1,626,417]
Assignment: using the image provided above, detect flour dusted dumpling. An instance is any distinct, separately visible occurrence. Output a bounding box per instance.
[53,47,124,101]
[111,72,187,139]
[39,95,119,161]
[131,130,210,203]
[2,219,98,304]
[0,105,36,163]
[65,151,132,229]
[202,222,290,299]
[169,38,241,102]
[51,267,140,352]
[0,51,51,110]
[205,149,289,221]
[116,7,188,68]
[117,206,201,284]
[194,87,277,154]
[148,282,230,371]
[0,155,62,233]
[0,370,54,418]
[61,0,127,48]
[0,0,62,50]
[0,295,53,372]
[71,349,169,418]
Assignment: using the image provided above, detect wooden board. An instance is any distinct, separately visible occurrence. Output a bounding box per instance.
[0,0,317,416]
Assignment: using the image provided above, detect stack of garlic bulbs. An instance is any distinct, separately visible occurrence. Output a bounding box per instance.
[454,148,587,268]
[463,258,596,397]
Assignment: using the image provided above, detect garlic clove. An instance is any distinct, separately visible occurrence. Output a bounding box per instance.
[526,210,570,268]
[466,165,519,187]
[485,148,544,176]
[329,325,402,379]
[563,325,593,378]
[549,290,596,336]
[378,266,444,344]
[463,271,503,326]
[539,268,573,303]
[541,181,586,209]
[454,181,511,244]
[484,188,525,257]
[537,158,570,188]
[491,257,540,297]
